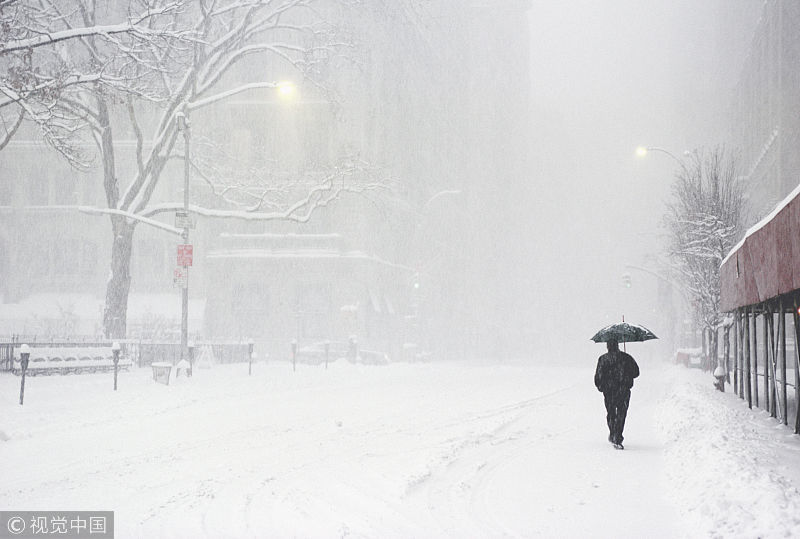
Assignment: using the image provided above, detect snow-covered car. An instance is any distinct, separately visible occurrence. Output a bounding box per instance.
[674,348,704,369]
[294,342,390,365]
[294,341,349,365]
[351,349,391,365]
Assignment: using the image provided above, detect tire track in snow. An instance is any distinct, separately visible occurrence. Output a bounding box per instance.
[400,383,579,535]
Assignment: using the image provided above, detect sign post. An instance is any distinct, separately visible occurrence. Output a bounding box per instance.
[176,111,191,365]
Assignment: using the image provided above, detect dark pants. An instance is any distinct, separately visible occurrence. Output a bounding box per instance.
[603,387,631,444]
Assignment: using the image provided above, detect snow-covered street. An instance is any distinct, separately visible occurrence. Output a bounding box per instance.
[3,358,800,538]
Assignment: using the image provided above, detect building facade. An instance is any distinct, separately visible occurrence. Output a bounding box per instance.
[728,1,800,218]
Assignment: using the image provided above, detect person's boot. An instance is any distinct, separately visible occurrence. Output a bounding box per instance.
[612,434,624,450]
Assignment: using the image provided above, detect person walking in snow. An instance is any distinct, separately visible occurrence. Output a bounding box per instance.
[594,338,639,450]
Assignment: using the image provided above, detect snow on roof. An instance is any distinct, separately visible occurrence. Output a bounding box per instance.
[721,180,800,268]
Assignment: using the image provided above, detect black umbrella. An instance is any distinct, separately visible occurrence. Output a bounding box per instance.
[590,322,658,343]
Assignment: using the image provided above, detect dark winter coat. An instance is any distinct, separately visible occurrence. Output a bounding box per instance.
[594,350,640,393]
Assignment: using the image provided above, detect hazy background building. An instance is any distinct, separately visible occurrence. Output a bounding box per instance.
[726,1,800,218]
[0,1,536,360]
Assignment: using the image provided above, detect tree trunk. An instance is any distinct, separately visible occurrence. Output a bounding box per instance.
[103,217,135,339]
[701,328,708,370]
[710,326,718,372]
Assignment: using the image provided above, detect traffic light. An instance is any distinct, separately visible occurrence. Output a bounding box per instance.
[622,273,632,288]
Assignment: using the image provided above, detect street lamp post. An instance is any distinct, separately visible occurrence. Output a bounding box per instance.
[636,146,689,167]
[177,111,190,363]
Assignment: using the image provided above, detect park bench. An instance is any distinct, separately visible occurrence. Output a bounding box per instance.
[11,346,132,376]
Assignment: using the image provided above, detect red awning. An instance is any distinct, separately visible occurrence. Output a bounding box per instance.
[720,183,800,311]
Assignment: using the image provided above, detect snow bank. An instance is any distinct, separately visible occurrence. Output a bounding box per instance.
[657,368,800,538]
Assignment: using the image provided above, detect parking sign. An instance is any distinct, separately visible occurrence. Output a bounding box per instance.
[177,244,193,266]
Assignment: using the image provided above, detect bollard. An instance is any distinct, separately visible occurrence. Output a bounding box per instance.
[188,341,195,378]
[248,339,254,376]
[18,344,30,405]
[111,341,121,391]
[291,339,297,372]
[324,340,330,370]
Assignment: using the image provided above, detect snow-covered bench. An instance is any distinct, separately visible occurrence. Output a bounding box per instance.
[11,346,132,376]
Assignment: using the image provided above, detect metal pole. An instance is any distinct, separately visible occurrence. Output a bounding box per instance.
[180,112,190,362]
[793,296,800,433]
[642,146,686,167]
[745,307,752,409]
[113,351,119,390]
[740,309,746,398]
[248,340,254,376]
[764,306,770,414]
[753,310,759,408]
[735,311,740,395]
[188,343,194,377]
[781,298,788,425]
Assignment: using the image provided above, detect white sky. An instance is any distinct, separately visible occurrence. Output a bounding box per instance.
[524,0,754,351]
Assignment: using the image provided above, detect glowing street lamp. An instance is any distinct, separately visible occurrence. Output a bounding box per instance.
[277,81,295,99]
[635,146,689,166]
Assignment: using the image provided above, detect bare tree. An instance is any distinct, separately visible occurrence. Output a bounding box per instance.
[664,147,747,370]
[6,0,388,338]
[0,0,189,159]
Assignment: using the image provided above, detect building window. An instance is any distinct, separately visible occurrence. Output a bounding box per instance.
[295,283,331,339]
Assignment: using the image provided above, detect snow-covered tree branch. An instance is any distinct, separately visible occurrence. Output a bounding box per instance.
[0,0,195,164]
[663,146,747,369]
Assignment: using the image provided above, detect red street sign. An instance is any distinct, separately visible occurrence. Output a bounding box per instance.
[177,244,193,267]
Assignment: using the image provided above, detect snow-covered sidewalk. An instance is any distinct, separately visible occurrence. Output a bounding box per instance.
[656,367,800,538]
[1,359,800,537]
